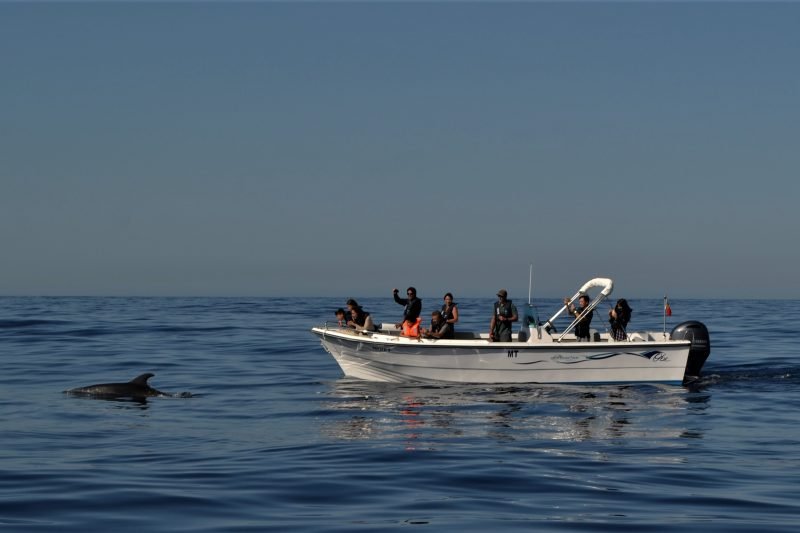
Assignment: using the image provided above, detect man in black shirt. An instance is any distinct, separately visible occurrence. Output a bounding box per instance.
[564,294,593,341]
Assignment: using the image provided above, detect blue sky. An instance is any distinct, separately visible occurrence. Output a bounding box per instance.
[2,3,798,299]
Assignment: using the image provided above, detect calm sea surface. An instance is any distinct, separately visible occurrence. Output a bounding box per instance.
[1,296,799,531]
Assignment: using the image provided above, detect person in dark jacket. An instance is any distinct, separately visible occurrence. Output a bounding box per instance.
[608,298,632,341]
[393,286,422,329]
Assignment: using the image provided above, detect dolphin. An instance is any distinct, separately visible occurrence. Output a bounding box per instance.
[65,373,189,400]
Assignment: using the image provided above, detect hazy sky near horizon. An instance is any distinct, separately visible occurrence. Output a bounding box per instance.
[2,2,799,299]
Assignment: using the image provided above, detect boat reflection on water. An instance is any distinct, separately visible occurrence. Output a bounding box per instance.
[320,379,711,454]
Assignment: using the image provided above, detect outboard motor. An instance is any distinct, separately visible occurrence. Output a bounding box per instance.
[670,321,711,381]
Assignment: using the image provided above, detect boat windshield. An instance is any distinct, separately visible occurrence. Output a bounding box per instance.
[521,304,540,327]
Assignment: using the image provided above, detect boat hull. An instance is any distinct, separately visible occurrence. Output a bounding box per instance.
[311,327,691,385]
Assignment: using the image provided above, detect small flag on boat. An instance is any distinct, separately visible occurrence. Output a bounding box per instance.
[664,297,672,317]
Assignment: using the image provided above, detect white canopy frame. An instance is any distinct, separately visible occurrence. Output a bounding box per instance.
[542,278,614,342]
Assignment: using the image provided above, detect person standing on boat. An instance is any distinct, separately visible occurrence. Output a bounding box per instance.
[489,289,518,342]
[441,293,459,331]
[421,311,454,339]
[393,287,422,329]
[608,298,632,341]
[564,294,593,341]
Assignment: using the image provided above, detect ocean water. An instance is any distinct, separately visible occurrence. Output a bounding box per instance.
[1,296,799,532]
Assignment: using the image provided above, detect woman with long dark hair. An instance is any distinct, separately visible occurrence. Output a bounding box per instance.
[609,298,632,341]
[346,298,378,332]
[441,292,459,329]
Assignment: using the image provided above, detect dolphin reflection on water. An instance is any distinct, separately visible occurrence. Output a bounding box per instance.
[65,373,192,401]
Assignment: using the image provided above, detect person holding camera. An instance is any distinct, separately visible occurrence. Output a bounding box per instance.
[564,294,593,341]
[608,298,632,341]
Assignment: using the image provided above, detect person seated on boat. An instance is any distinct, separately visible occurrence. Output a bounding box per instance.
[421,311,454,340]
[393,286,422,329]
[564,294,593,342]
[345,298,359,316]
[489,289,518,342]
[334,308,348,327]
[401,317,422,338]
[345,299,378,332]
[608,298,632,341]
[441,292,459,331]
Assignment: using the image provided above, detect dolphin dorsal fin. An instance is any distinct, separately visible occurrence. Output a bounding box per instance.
[130,373,155,385]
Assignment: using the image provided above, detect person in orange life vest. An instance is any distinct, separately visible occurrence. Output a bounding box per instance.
[402,316,422,337]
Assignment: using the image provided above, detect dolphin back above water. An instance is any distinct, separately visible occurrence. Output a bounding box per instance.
[65,373,189,399]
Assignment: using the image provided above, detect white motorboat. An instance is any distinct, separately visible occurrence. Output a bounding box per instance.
[311,278,710,385]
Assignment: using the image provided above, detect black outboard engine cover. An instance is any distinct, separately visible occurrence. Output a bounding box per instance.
[670,321,711,380]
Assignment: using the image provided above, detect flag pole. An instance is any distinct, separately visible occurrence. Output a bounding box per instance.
[528,263,533,305]
[663,295,667,338]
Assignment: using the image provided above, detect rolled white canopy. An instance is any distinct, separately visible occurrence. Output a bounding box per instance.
[578,278,614,299]
[543,277,615,332]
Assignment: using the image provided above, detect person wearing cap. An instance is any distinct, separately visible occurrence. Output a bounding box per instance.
[489,289,518,342]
